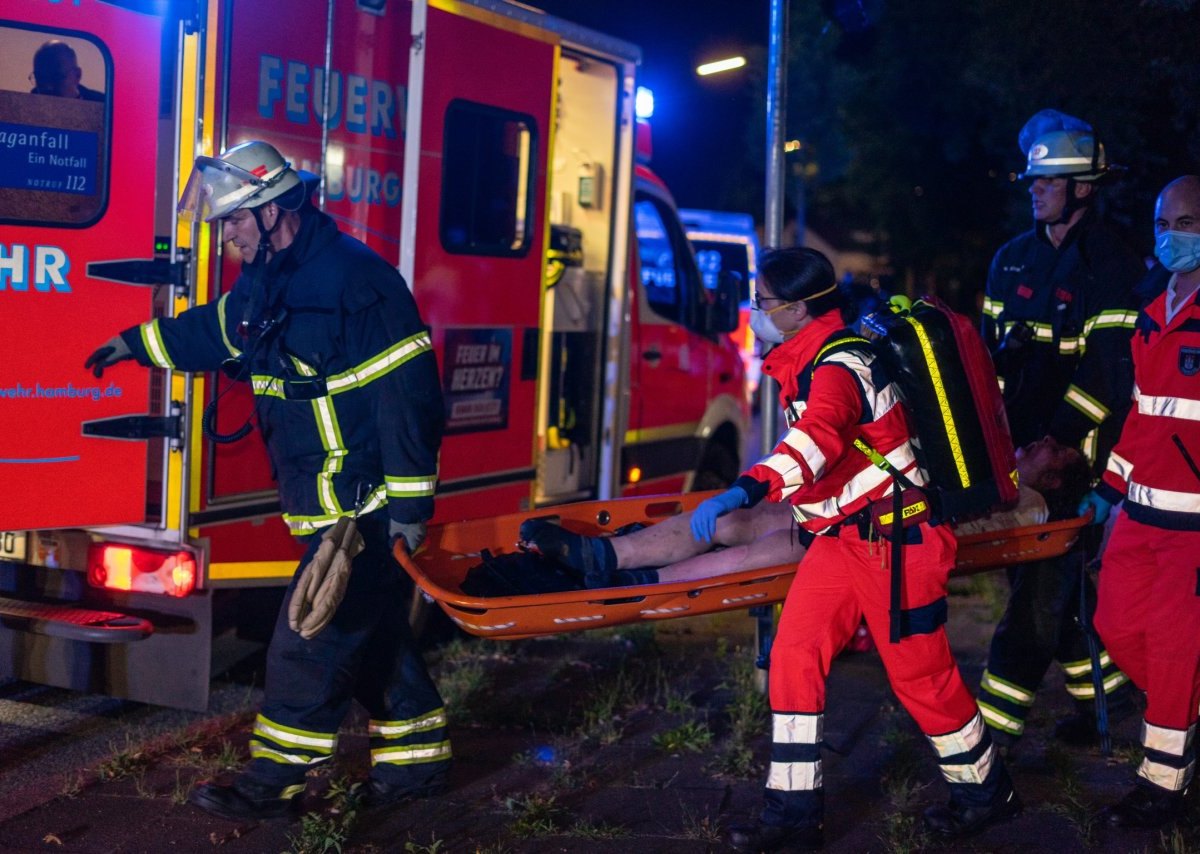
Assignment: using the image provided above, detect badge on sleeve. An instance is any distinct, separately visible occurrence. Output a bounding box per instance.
[1180,346,1200,376]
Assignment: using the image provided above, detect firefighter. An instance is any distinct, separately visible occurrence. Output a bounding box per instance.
[977,109,1142,749]
[696,248,1020,851]
[84,141,449,820]
[1087,174,1200,828]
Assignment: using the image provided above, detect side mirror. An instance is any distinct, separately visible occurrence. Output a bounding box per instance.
[705,270,741,334]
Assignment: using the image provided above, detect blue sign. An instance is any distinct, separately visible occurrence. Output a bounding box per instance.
[0,121,99,196]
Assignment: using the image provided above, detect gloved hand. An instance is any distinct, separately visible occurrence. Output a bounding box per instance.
[288,515,365,640]
[84,335,133,378]
[690,486,748,543]
[389,520,427,555]
[1078,490,1114,526]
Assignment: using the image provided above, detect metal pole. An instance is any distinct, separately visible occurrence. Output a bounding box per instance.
[761,0,788,457]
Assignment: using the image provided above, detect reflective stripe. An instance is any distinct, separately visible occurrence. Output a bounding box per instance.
[1065,384,1108,424]
[1065,672,1129,699]
[821,349,904,421]
[254,714,337,752]
[900,314,970,487]
[1084,309,1139,334]
[766,760,822,792]
[982,297,1003,319]
[1138,756,1192,792]
[326,331,432,394]
[140,320,175,369]
[371,740,452,765]
[940,747,996,785]
[1061,652,1111,678]
[1106,451,1133,484]
[772,712,822,745]
[285,485,386,534]
[385,475,437,497]
[760,452,806,500]
[793,443,923,523]
[1139,394,1200,423]
[927,711,987,758]
[1143,721,1195,757]
[250,743,333,766]
[280,783,307,799]
[1081,427,1098,467]
[369,710,448,739]
[216,294,242,358]
[981,670,1035,705]
[1128,481,1200,514]
[781,428,827,482]
[251,375,287,398]
[978,702,1025,735]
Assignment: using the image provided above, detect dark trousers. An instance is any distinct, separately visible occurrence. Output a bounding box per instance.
[978,547,1129,737]
[245,511,450,791]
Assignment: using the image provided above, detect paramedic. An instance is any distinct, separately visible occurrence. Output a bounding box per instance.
[978,109,1142,748]
[692,247,1020,850]
[1088,175,1200,828]
[84,141,449,820]
[519,435,1089,588]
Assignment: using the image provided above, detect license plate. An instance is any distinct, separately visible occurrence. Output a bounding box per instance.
[0,531,26,561]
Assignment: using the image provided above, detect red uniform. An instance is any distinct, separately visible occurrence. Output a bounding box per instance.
[735,312,1008,828]
[1095,273,1200,794]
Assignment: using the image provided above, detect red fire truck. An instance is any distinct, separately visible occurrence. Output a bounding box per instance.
[0,0,747,709]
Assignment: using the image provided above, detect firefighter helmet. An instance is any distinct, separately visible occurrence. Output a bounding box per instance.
[1017,109,1111,182]
[178,140,306,222]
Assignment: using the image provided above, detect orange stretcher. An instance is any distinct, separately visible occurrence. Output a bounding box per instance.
[393,492,1091,640]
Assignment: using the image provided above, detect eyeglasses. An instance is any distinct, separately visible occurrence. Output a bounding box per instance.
[752,294,788,310]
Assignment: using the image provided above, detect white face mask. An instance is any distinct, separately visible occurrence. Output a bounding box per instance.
[750,307,786,344]
[1156,230,1200,273]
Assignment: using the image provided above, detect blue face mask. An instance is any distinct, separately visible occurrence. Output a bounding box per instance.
[1155,230,1200,273]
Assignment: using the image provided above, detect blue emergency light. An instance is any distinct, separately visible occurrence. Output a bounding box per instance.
[635,86,654,120]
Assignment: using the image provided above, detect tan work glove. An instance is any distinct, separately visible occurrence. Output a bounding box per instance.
[287,516,365,640]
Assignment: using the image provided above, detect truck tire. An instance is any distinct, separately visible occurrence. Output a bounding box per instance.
[692,440,739,492]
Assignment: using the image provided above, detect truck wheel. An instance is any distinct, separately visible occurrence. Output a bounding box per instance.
[692,441,739,492]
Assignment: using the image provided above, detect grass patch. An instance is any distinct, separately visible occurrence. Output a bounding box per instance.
[95,734,153,782]
[710,647,768,779]
[1042,741,1097,847]
[675,801,723,842]
[876,706,932,854]
[654,720,714,754]
[285,776,358,854]
[503,793,567,838]
[403,833,446,853]
[564,818,630,839]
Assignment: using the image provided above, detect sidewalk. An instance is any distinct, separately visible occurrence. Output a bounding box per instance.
[0,583,1191,853]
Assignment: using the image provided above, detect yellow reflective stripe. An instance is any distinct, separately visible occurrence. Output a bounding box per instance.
[812,335,872,370]
[280,783,306,799]
[384,475,437,498]
[369,710,447,739]
[371,740,452,765]
[140,320,175,369]
[982,297,1003,319]
[977,702,1025,735]
[1030,322,1056,342]
[311,394,346,517]
[902,314,969,488]
[980,671,1036,705]
[1064,384,1109,424]
[1064,672,1129,699]
[216,294,241,358]
[326,331,432,394]
[1081,427,1098,467]
[251,375,286,398]
[254,714,337,752]
[766,760,822,791]
[1061,651,1112,678]
[1058,334,1085,355]
[284,485,386,533]
[1085,309,1139,333]
[250,743,333,766]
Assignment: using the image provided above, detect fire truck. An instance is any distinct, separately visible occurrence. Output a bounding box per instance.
[0,0,747,709]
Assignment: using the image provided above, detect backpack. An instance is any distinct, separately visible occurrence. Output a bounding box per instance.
[863,295,1019,524]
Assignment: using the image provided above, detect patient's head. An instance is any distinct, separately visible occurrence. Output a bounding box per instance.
[1016,436,1091,520]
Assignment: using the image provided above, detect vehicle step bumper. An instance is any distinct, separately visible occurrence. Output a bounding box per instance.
[0,596,152,643]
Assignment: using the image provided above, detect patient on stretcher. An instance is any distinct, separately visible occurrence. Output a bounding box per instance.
[517,436,1090,591]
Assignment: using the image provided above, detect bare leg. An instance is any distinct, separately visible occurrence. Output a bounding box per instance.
[657,528,807,582]
[611,501,795,569]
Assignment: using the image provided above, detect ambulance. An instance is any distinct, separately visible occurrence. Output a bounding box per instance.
[0,0,748,709]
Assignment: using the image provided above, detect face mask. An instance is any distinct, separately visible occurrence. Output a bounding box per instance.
[1155,230,1200,273]
[750,307,786,344]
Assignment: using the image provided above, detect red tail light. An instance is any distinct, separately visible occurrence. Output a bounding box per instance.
[87,544,197,598]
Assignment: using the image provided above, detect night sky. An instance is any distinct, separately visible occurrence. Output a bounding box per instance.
[530,0,770,213]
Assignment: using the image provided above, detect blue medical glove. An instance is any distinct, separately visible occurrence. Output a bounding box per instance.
[690,486,748,543]
[1078,490,1113,526]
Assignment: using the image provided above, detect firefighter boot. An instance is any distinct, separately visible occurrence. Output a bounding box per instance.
[189,777,301,821]
[726,820,824,852]
[1054,681,1139,746]
[1100,782,1186,829]
[360,770,449,809]
[922,785,1022,837]
[518,520,618,588]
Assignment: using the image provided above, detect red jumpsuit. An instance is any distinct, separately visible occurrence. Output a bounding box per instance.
[1094,274,1200,795]
[735,311,1009,829]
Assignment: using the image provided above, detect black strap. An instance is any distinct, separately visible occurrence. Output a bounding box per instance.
[889,477,903,644]
[1079,547,1112,755]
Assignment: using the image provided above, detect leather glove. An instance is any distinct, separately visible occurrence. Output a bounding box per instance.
[84,335,133,378]
[389,520,427,555]
[1078,490,1114,526]
[287,516,365,640]
[690,486,748,543]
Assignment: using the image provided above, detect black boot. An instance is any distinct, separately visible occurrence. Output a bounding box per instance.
[726,820,823,852]
[1100,783,1185,829]
[1055,682,1139,746]
[189,777,300,821]
[518,520,618,588]
[923,786,1022,837]
[360,772,449,809]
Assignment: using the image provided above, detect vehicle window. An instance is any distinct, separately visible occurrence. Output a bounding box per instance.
[691,239,751,304]
[0,23,110,227]
[440,99,535,257]
[635,197,685,323]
